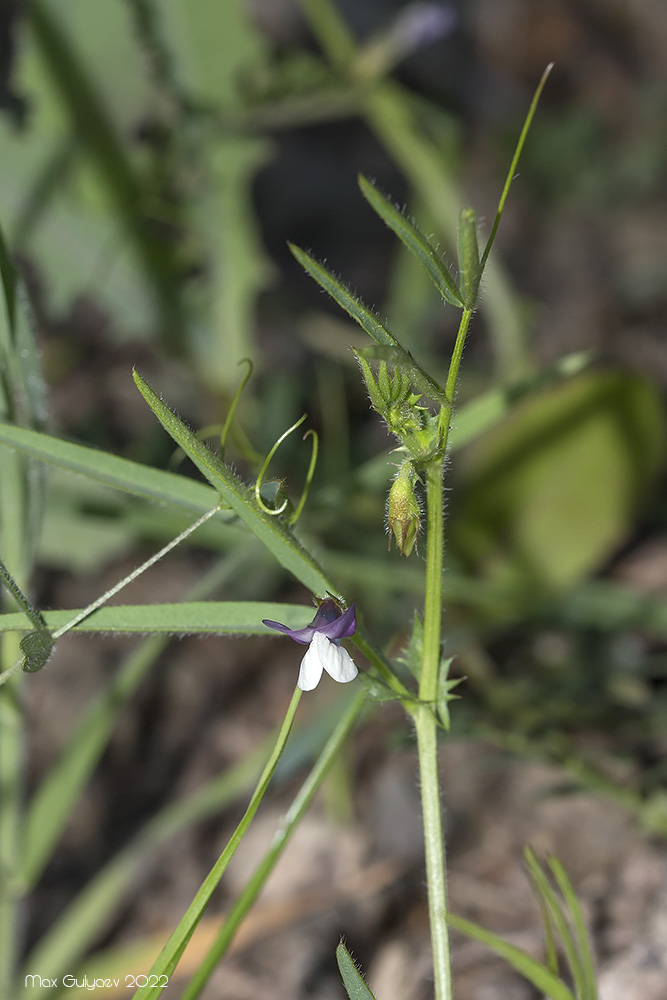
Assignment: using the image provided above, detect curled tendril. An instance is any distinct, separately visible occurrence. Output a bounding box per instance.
[254,414,308,517]
[168,360,254,472]
[220,358,254,460]
[289,428,319,525]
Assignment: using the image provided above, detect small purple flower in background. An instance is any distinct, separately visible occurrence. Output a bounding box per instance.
[391,3,457,56]
[263,598,358,691]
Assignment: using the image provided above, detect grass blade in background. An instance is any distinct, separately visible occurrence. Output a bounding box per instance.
[446,912,577,1000]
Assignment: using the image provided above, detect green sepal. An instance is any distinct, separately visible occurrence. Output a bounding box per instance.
[336,942,378,1000]
[354,350,388,416]
[358,174,464,307]
[457,207,481,308]
[357,345,447,406]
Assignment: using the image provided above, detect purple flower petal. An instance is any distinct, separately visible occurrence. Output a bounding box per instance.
[316,603,356,641]
[263,600,356,645]
[262,619,315,644]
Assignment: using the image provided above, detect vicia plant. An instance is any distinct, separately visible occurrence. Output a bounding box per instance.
[0,62,585,1000]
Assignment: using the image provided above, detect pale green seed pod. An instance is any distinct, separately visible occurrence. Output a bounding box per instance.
[387,461,421,557]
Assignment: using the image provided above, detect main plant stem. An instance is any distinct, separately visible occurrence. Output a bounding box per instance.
[412,458,451,1000]
[413,307,473,1000]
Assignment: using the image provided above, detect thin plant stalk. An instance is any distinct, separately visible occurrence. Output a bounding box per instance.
[409,303,476,1000]
[178,688,365,999]
[132,685,304,1000]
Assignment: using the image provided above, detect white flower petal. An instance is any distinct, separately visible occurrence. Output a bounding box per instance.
[297,639,325,691]
[313,631,358,684]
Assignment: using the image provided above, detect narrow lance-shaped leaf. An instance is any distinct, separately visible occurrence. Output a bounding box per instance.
[0,602,314,637]
[336,942,378,1000]
[133,370,335,597]
[457,207,480,309]
[358,174,463,307]
[289,244,447,403]
[0,422,222,514]
[289,242,399,347]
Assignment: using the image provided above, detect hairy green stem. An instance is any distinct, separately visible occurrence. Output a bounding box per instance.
[413,703,451,1000]
[412,301,475,1000]
[412,458,451,1000]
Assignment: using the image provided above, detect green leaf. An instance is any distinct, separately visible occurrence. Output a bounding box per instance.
[358,174,463,307]
[289,242,449,406]
[20,728,274,996]
[336,941,377,1000]
[0,601,313,636]
[452,370,666,590]
[0,422,221,513]
[436,657,459,730]
[289,242,399,347]
[133,370,336,596]
[457,207,480,308]
[446,912,577,1000]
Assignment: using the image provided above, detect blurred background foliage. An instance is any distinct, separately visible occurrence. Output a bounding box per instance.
[2,0,667,820]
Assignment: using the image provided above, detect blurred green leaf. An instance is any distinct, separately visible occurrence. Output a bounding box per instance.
[452,370,666,590]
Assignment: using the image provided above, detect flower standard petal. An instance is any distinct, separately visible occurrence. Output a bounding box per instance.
[297,637,326,691]
[317,603,356,641]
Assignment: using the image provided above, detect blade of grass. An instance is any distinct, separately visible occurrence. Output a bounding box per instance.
[123,684,303,999]
[446,913,577,1000]
[524,849,588,999]
[548,855,597,1000]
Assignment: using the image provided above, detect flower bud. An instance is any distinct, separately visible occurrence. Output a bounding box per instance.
[387,461,421,556]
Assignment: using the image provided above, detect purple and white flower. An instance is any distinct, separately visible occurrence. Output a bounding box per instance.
[263,598,358,691]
